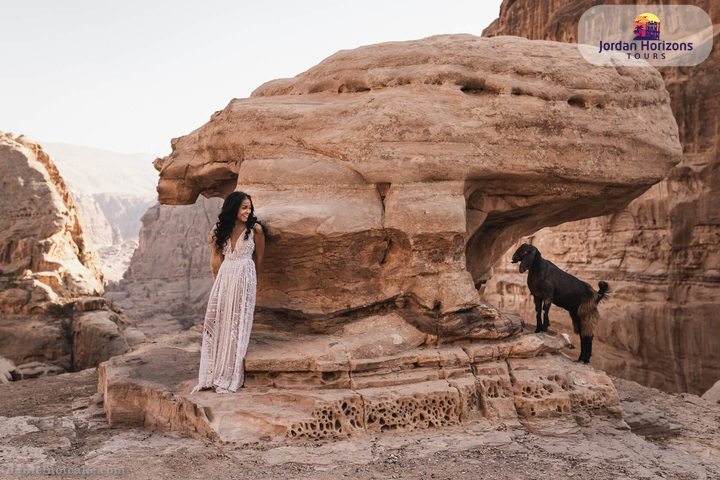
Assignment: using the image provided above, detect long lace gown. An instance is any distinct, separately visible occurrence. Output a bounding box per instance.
[190,228,257,394]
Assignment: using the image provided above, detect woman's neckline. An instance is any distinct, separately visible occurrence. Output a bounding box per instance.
[230,228,253,253]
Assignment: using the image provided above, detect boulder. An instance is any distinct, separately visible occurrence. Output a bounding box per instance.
[72,310,132,371]
[702,380,720,405]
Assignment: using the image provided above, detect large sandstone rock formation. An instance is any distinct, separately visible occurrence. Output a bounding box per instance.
[104,196,223,336]
[154,34,680,324]
[481,0,720,395]
[0,132,104,313]
[94,34,684,442]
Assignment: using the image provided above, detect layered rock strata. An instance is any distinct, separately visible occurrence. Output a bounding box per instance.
[481,0,720,394]
[154,34,680,328]
[0,132,104,313]
[99,312,620,443]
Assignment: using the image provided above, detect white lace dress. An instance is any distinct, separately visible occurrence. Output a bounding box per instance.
[190,228,257,394]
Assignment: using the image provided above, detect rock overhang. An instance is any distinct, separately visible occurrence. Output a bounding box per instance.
[154,34,681,319]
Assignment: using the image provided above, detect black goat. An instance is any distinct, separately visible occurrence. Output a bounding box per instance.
[511,243,610,364]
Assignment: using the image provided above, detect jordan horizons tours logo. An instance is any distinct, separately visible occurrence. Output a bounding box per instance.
[633,13,661,40]
[579,5,712,67]
[598,11,694,60]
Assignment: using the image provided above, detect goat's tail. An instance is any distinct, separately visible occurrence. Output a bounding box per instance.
[577,300,600,338]
[595,281,611,304]
[577,281,610,338]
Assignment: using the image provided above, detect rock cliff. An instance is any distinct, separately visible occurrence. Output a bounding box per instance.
[0,132,104,313]
[105,196,223,336]
[481,0,720,394]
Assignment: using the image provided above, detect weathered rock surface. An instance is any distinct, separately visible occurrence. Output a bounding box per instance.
[98,323,623,444]
[0,298,144,375]
[0,132,104,313]
[703,380,720,404]
[153,34,680,327]
[70,191,117,249]
[104,196,223,336]
[481,0,720,395]
[0,356,20,383]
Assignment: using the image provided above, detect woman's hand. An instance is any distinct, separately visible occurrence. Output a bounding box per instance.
[209,227,224,282]
[253,224,265,272]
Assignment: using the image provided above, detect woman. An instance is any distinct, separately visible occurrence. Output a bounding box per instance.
[190,191,266,394]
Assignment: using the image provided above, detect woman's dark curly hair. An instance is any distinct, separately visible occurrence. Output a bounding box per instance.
[211,191,268,254]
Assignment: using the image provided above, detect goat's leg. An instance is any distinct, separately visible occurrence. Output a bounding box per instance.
[580,335,594,364]
[534,297,543,333]
[541,300,551,332]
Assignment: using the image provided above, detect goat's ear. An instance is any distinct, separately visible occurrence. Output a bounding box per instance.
[519,249,536,273]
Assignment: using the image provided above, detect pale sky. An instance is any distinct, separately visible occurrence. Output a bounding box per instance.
[0,0,503,156]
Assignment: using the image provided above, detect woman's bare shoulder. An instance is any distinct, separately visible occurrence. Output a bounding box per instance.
[253,223,264,236]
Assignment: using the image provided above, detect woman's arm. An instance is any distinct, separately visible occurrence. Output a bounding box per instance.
[209,227,224,282]
[252,224,265,272]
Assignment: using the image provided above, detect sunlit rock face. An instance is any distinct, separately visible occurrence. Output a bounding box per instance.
[153,34,680,328]
[481,0,720,395]
[0,132,104,313]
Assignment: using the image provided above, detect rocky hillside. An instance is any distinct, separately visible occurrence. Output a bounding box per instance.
[481,0,720,394]
[0,132,104,313]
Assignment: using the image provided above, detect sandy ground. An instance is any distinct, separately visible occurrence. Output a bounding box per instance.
[1,369,719,480]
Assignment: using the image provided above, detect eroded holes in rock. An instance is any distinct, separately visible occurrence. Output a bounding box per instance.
[338,83,371,93]
[567,96,588,108]
[511,87,522,95]
[335,419,341,430]
[342,402,347,410]
[556,405,563,413]
[460,79,494,95]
